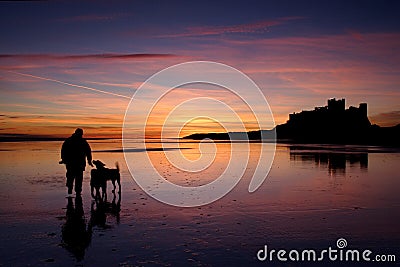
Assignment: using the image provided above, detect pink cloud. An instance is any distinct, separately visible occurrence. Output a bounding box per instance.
[158,17,305,37]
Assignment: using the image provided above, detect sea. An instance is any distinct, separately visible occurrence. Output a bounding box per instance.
[0,139,399,266]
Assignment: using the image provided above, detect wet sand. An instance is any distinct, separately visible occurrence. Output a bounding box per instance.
[0,140,399,266]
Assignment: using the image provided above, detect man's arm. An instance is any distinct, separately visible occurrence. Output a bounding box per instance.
[60,140,67,164]
[85,140,93,166]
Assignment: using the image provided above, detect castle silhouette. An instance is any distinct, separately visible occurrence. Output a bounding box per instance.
[277,98,371,143]
[287,98,369,128]
[184,98,399,146]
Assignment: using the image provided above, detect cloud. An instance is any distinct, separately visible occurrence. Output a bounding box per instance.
[1,113,123,125]
[0,53,178,61]
[370,111,400,127]
[0,111,125,138]
[158,16,304,37]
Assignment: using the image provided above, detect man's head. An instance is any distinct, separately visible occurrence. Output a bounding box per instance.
[74,128,83,137]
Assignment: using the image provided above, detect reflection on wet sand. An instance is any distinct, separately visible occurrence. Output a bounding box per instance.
[89,192,121,229]
[61,192,121,261]
[61,195,91,261]
[1,141,399,266]
[290,147,368,175]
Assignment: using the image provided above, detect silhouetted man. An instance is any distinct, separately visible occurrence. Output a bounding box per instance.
[60,128,93,194]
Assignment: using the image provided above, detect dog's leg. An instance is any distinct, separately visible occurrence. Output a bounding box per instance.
[112,190,116,203]
[117,176,121,193]
[112,180,116,193]
[116,162,121,193]
[103,184,107,201]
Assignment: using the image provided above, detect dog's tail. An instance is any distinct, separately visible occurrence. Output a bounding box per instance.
[115,162,120,172]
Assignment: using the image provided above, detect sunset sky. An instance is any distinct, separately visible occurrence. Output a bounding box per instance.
[1,0,400,138]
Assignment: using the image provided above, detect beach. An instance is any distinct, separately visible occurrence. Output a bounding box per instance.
[0,140,399,266]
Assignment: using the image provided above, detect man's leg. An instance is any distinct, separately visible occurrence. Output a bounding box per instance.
[75,171,83,194]
[66,167,74,194]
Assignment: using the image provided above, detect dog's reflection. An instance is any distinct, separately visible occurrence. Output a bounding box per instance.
[89,191,121,228]
[61,195,92,261]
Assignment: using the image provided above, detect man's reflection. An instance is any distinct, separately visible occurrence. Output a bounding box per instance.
[61,195,92,261]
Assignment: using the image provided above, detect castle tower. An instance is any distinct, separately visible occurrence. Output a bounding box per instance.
[328,98,345,112]
[359,103,367,117]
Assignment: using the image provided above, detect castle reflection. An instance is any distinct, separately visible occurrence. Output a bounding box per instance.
[290,147,368,175]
